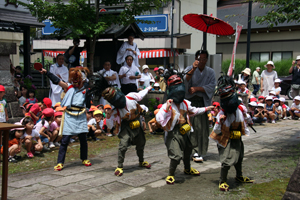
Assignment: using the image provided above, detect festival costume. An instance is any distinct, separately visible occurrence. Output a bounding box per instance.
[102,86,152,176]
[156,75,208,184]
[209,75,253,191]
[45,67,91,171]
[116,41,141,67]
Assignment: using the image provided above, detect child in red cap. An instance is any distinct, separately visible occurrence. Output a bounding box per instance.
[42,98,52,110]
[0,85,8,122]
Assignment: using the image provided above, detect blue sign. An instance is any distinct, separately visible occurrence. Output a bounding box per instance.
[135,14,168,33]
[42,19,59,35]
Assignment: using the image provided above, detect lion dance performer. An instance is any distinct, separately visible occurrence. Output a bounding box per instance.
[155,75,214,184]
[102,86,152,176]
[40,66,92,171]
[209,75,254,191]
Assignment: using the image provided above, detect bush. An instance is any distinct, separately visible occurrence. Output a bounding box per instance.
[222,59,293,77]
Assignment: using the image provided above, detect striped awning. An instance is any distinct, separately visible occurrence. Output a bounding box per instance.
[138,49,179,59]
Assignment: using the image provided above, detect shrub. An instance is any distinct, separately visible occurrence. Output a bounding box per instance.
[222,59,293,77]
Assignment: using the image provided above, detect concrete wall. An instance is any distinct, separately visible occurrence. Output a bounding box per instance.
[0,31,23,67]
[217,30,300,61]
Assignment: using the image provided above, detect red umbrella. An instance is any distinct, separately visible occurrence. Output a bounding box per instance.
[183,14,234,36]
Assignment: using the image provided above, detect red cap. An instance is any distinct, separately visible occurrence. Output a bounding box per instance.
[104,104,112,109]
[258,96,265,99]
[250,97,257,102]
[54,111,63,117]
[43,98,52,108]
[212,102,220,107]
[29,103,41,115]
[154,67,159,71]
[0,85,5,92]
[96,104,104,108]
[42,108,54,117]
[157,104,163,109]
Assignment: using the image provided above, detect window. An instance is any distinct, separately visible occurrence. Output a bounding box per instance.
[272,51,292,62]
[250,52,270,62]
[141,7,163,15]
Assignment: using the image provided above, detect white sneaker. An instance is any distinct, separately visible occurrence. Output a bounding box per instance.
[70,138,75,143]
[49,142,55,148]
[54,142,60,147]
[107,133,113,137]
[272,120,276,124]
[283,117,287,120]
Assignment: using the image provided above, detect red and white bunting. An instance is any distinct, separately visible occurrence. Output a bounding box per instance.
[138,49,179,59]
[42,50,87,58]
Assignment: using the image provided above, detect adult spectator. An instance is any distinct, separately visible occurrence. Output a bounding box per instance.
[289,55,300,97]
[64,39,85,68]
[184,50,216,162]
[140,65,154,88]
[118,55,141,95]
[154,67,166,92]
[49,54,69,106]
[252,67,261,96]
[98,61,121,105]
[116,33,141,67]
[241,68,251,87]
[260,61,278,96]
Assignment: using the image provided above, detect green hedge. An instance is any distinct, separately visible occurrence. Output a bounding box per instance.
[221,59,293,77]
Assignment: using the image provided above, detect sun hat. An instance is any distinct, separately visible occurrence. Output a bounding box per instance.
[265,96,273,101]
[150,79,155,83]
[142,65,149,71]
[279,97,285,102]
[264,61,275,69]
[154,67,159,71]
[274,78,281,83]
[104,104,112,109]
[273,98,280,102]
[269,90,276,95]
[139,77,145,82]
[0,85,5,92]
[42,108,54,117]
[158,66,164,70]
[154,83,160,87]
[249,102,257,107]
[256,67,261,70]
[296,55,300,61]
[242,68,251,75]
[237,80,246,85]
[93,110,103,116]
[10,122,25,131]
[257,103,264,108]
[294,96,300,101]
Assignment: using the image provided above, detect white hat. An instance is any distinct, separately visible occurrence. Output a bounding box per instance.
[256,67,261,70]
[264,61,275,69]
[249,102,257,107]
[273,98,280,102]
[274,78,281,83]
[150,79,155,83]
[140,104,149,112]
[153,83,160,87]
[296,55,300,61]
[238,97,243,102]
[265,96,273,101]
[294,96,300,101]
[269,90,276,95]
[242,68,251,75]
[158,66,164,70]
[142,65,149,70]
[257,103,264,108]
[279,97,285,102]
[237,80,246,85]
[139,77,145,82]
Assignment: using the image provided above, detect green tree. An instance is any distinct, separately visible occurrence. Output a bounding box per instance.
[17,0,170,72]
[253,0,300,28]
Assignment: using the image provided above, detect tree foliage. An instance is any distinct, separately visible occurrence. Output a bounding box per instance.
[253,0,300,28]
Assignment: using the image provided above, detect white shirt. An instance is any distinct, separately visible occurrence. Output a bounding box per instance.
[99,69,121,88]
[140,72,154,88]
[34,120,50,133]
[119,63,141,85]
[116,41,141,67]
[22,129,40,141]
[88,118,103,129]
[291,103,300,110]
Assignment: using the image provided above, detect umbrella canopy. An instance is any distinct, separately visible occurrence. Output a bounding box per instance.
[183,14,234,36]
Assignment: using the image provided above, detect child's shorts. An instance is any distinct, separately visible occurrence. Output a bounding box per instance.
[40,135,49,143]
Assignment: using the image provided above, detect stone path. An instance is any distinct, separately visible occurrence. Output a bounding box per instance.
[2,120,300,200]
